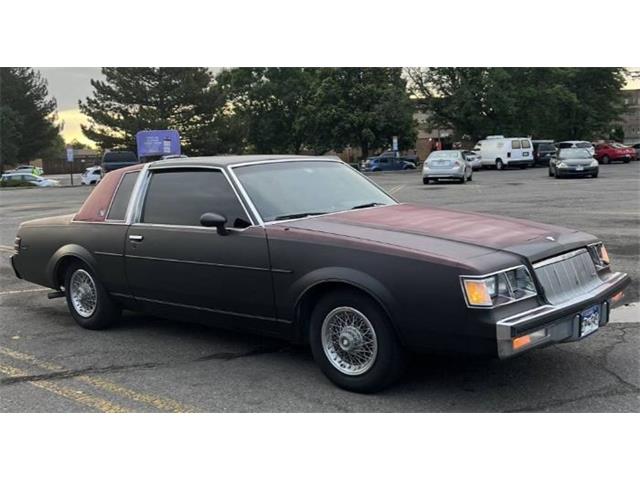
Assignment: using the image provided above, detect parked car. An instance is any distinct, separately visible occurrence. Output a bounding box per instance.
[10,156,630,392]
[555,141,595,157]
[102,151,139,173]
[422,150,473,184]
[1,172,59,187]
[80,166,103,185]
[632,144,640,160]
[361,156,416,172]
[594,143,635,164]
[7,165,44,176]
[549,148,599,178]
[474,136,534,169]
[370,150,419,166]
[462,150,482,170]
[532,140,556,166]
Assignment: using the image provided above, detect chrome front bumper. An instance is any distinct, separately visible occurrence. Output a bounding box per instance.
[495,271,630,359]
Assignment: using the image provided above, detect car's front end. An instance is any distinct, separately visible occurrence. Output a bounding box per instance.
[361,159,377,172]
[555,158,599,177]
[459,243,629,359]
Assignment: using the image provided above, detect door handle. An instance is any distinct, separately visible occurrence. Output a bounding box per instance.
[129,234,144,242]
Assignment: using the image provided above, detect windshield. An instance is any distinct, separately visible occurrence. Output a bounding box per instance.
[233,161,395,222]
[559,149,592,159]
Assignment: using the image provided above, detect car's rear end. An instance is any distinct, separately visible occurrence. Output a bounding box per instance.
[423,152,466,181]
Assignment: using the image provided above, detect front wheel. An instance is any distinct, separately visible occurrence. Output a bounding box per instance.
[548,166,554,177]
[64,260,120,330]
[496,159,504,170]
[422,178,429,185]
[460,175,467,184]
[309,290,406,393]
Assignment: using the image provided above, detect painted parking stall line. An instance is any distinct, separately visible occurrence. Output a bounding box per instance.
[0,363,129,413]
[0,288,50,296]
[0,346,198,413]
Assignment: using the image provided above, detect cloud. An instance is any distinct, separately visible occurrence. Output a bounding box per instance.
[58,109,95,147]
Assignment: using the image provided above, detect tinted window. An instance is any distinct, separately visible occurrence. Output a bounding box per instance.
[539,144,555,152]
[521,139,531,148]
[511,140,521,149]
[103,151,138,163]
[576,142,592,148]
[141,169,250,228]
[107,172,139,221]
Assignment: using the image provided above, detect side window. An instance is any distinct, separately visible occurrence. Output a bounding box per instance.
[141,169,251,228]
[106,172,139,221]
[521,139,531,148]
[511,140,521,149]
[379,158,389,164]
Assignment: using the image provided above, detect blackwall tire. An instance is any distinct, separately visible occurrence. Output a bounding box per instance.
[309,290,406,393]
[64,260,120,330]
[496,159,504,170]
[602,156,610,164]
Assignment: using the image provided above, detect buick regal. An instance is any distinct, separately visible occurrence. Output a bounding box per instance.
[11,156,630,392]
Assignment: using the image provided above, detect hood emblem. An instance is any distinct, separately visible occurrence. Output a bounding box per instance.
[546,236,556,242]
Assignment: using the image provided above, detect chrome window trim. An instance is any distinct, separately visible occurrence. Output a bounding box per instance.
[459,265,538,309]
[105,170,142,223]
[228,157,398,226]
[132,164,255,228]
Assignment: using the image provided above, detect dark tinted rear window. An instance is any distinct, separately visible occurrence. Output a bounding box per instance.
[538,144,555,151]
[106,172,139,221]
[103,151,138,163]
[141,169,250,228]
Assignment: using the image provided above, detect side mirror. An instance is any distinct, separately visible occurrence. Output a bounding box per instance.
[200,212,229,236]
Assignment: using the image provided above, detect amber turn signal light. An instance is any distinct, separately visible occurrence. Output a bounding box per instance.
[462,279,492,306]
[512,335,531,350]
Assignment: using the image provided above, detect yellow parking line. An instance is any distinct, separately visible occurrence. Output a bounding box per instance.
[0,288,49,296]
[0,363,129,413]
[0,346,197,413]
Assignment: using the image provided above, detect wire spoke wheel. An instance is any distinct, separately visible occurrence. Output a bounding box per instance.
[321,306,378,376]
[69,269,97,318]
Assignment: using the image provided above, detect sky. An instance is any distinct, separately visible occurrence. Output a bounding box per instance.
[39,67,640,147]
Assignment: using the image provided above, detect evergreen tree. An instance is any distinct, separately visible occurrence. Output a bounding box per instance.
[0,67,61,170]
[79,68,229,154]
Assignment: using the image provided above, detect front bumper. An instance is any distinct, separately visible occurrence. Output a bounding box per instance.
[495,271,630,359]
[557,166,598,176]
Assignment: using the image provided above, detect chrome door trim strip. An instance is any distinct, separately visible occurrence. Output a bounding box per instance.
[126,254,277,273]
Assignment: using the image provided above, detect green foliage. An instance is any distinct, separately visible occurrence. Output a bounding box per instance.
[0,68,62,170]
[79,68,230,155]
[217,68,318,154]
[305,68,416,158]
[407,68,627,141]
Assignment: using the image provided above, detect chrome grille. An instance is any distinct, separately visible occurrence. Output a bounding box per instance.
[534,249,602,305]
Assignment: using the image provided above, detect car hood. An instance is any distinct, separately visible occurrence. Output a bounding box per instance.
[276,204,597,265]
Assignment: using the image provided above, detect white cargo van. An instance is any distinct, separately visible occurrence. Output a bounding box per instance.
[474,136,534,170]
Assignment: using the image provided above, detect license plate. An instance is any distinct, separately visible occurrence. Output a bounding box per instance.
[580,305,600,337]
[576,166,584,171]
[433,160,449,166]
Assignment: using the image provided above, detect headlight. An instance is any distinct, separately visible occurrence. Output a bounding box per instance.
[461,266,537,308]
[557,162,567,168]
[590,159,599,167]
[588,242,610,269]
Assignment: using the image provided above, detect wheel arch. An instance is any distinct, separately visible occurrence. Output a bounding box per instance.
[47,244,98,289]
[292,268,401,345]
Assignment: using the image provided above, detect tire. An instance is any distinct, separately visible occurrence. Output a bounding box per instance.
[468,172,473,182]
[64,260,120,330]
[592,171,599,178]
[548,166,554,177]
[496,159,504,170]
[460,175,467,184]
[309,290,406,393]
[623,158,630,164]
[422,178,429,185]
[602,156,610,164]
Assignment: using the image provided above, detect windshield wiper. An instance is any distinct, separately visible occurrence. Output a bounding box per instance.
[351,202,386,210]
[274,212,327,221]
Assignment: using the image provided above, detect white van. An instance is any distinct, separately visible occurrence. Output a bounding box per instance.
[474,136,534,170]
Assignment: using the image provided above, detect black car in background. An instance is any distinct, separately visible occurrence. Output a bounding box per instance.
[532,140,556,166]
[101,151,140,173]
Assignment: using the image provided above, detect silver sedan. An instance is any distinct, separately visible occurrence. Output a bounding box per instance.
[422,150,473,184]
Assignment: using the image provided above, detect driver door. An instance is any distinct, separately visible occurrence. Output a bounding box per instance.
[124,167,276,323]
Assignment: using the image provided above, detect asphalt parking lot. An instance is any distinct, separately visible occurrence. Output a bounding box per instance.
[1,163,638,412]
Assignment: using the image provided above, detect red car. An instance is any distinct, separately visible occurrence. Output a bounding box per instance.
[594,143,635,164]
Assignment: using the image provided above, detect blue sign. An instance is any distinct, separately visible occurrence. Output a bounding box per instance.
[136,130,181,158]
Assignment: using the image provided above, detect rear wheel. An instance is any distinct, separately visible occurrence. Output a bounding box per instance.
[64,260,120,330]
[309,290,406,393]
[623,158,630,164]
[602,155,610,164]
[496,159,504,170]
[460,175,467,184]
[592,171,599,178]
